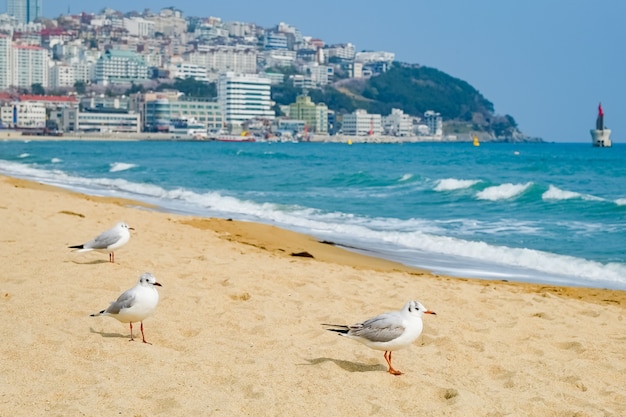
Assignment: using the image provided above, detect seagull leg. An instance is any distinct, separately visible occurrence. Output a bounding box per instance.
[384,351,403,375]
[109,252,114,263]
[128,322,135,341]
[140,322,151,345]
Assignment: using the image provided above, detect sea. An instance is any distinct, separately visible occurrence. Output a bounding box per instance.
[1,139,625,291]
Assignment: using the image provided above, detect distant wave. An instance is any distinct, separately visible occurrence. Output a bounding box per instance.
[18,153,29,158]
[434,178,480,192]
[399,173,414,182]
[51,158,62,163]
[476,182,532,201]
[542,185,603,201]
[616,198,626,206]
[109,162,137,172]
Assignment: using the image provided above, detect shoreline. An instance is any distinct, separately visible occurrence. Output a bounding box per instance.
[1,174,625,415]
[4,174,625,305]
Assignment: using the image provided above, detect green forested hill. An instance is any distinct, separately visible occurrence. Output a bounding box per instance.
[271,62,527,139]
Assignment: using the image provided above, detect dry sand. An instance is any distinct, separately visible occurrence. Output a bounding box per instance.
[0,175,625,416]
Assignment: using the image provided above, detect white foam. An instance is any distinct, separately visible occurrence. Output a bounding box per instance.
[18,153,29,158]
[434,178,480,191]
[542,185,603,201]
[1,159,625,290]
[476,182,532,201]
[51,158,62,163]
[399,173,413,182]
[109,162,137,172]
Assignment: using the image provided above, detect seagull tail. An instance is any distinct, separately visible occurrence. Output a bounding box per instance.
[321,323,350,334]
[69,244,84,249]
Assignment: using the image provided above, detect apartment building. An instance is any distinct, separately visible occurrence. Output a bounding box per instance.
[382,108,414,136]
[95,49,149,85]
[0,34,10,89]
[49,63,74,89]
[124,17,156,38]
[187,46,257,76]
[341,109,382,136]
[174,63,209,82]
[288,94,328,133]
[12,44,49,88]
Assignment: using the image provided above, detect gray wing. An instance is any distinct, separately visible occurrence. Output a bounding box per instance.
[349,313,406,343]
[104,289,136,315]
[88,228,121,249]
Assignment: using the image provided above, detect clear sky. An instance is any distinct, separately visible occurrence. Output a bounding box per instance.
[31,0,626,142]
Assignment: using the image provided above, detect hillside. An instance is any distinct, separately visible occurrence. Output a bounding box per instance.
[272,62,536,141]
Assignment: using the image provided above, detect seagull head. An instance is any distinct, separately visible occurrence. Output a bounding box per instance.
[117,222,135,231]
[405,300,436,317]
[139,272,162,287]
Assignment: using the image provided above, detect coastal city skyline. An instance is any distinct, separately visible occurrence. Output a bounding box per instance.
[5,0,626,142]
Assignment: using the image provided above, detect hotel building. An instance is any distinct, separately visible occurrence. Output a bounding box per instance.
[217,72,274,129]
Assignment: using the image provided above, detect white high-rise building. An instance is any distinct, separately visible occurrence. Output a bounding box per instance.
[7,0,42,24]
[217,72,274,128]
[187,46,257,76]
[12,44,49,88]
[124,17,155,38]
[0,34,11,89]
[95,49,149,84]
[49,63,74,89]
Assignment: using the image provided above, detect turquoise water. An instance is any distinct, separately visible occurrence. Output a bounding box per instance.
[2,139,625,290]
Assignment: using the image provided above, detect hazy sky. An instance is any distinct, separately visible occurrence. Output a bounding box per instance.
[30,0,626,142]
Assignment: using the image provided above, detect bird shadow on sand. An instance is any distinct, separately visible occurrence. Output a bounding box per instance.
[302,357,386,373]
[89,327,129,340]
[70,259,110,265]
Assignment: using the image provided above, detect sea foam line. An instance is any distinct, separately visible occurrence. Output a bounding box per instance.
[476,182,532,201]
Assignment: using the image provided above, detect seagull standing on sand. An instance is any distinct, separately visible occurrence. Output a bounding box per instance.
[323,300,436,375]
[90,272,162,344]
[69,221,134,263]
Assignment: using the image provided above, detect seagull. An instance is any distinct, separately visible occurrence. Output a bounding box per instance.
[323,300,436,375]
[90,272,162,344]
[69,221,134,263]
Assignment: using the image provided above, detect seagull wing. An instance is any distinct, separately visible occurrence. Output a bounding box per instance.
[88,228,121,250]
[104,289,136,315]
[349,313,406,343]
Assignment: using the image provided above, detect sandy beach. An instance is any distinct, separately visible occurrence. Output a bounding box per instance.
[0,174,625,416]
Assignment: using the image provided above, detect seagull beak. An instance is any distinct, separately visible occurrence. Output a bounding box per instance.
[154,282,162,287]
[425,310,436,315]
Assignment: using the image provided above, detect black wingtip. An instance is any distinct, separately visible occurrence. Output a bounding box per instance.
[69,244,84,249]
[321,324,350,334]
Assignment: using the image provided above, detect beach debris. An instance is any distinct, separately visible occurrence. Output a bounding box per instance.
[291,251,314,258]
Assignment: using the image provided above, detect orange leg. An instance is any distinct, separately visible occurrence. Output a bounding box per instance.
[109,252,115,263]
[140,322,151,344]
[128,322,135,341]
[384,351,403,375]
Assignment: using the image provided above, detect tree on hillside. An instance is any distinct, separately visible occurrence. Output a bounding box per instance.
[31,83,45,95]
[156,77,216,98]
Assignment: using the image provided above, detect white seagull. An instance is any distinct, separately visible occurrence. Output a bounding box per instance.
[69,221,134,263]
[323,300,436,375]
[90,272,162,344]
